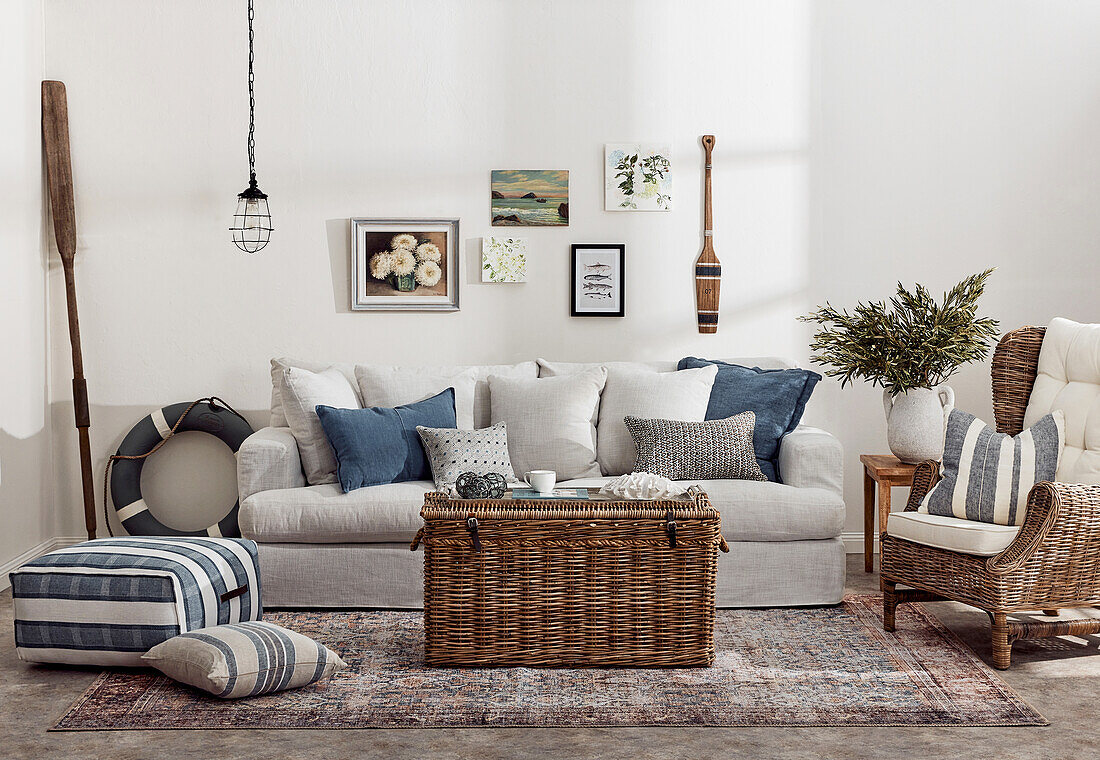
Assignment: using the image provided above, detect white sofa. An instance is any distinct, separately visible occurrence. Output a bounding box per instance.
[237,356,846,608]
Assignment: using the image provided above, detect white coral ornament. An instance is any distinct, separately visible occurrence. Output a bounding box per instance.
[599,472,686,500]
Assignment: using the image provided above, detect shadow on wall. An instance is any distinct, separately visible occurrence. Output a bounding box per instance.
[49,402,272,540]
[0,427,55,565]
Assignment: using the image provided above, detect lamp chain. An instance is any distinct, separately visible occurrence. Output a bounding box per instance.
[247,0,256,179]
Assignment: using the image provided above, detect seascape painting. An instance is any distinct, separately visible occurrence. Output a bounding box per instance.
[571,244,624,317]
[491,170,569,226]
[605,144,671,211]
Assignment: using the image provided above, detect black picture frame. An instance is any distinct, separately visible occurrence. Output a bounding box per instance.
[570,244,625,317]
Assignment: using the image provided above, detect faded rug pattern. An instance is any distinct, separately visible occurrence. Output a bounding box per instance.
[53,595,1045,729]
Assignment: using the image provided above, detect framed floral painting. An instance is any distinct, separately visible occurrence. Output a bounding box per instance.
[351,218,459,311]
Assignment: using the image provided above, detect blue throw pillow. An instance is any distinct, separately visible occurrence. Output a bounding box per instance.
[316,388,457,492]
[676,358,820,482]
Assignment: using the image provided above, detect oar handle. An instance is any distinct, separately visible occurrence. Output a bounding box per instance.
[702,135,715,234]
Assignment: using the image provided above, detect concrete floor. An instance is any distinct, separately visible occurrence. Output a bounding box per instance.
[4,554,1100,760]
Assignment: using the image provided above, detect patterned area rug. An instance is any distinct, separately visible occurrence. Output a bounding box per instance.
[53,595,1045,729]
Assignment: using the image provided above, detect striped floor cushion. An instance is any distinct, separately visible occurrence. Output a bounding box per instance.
[143,621,345,698]
[10,537,262,666]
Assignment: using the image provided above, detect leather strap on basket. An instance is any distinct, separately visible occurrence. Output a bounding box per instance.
[466,516,482,552]
[666,510,677,549]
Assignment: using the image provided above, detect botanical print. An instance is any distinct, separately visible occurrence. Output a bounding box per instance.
[571,244,624,317]
[491,170,569,226]
[605,144,671,211]
[351,219,459,311]
[481,236,528,282]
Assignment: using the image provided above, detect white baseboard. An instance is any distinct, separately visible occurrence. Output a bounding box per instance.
[842,531,875,554]
[0,536,85,591]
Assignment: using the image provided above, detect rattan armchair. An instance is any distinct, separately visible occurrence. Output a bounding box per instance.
[881,326,1100,669]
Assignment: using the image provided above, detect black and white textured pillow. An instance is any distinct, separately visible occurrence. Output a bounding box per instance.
[624,413,767,481]
[416,422,516,489]
[919,408,1065,526]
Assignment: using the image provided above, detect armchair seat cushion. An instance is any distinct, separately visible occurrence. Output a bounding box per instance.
[887,512,1019,557]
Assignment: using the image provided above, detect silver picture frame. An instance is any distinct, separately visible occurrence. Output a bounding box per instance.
[350,217,460,311]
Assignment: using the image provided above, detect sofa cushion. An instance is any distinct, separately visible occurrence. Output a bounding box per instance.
[355,365,478,430]
[488,367,606,480]
[239,481,434,543]
[536,356,793,378]
[272,358,537,429]
[676,358,821,482]
[592,365,717,476]
[270,358,361,428]
[279,366,362,485]
[887,511,1019,556]
[558,477,844,542]
[243,477,844,545]
[1023,317,1100,485]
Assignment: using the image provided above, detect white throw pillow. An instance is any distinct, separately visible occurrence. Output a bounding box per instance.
[595,364,718,476]
[488,367,608,480]
[1023,318,1100,485]
[270,358,359,427]
[280,366,361,485]
[356,365,479,430]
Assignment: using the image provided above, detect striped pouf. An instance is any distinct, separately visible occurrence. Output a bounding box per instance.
[10,537,262,666]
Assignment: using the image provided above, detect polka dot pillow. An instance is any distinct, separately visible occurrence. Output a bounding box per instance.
[417,422,516,489]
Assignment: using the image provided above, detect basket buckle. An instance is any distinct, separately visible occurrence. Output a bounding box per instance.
[666,510,677,549]
[466,516,482,552]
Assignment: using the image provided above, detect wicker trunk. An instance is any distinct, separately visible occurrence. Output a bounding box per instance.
[413,488,726,668]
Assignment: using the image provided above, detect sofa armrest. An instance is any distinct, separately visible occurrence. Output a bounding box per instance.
[236,427,305,502]
[777,426,843,496]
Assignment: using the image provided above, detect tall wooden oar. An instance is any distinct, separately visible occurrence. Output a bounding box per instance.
[694,134,721,333]
[42,80,97,540]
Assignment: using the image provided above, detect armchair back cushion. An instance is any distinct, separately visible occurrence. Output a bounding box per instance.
[1022,317,1100,485]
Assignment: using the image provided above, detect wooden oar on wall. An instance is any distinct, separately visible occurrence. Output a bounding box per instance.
[694,134,721,333]
[42,80,97,540]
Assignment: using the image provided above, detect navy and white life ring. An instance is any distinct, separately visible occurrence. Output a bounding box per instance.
[110,400,254,537]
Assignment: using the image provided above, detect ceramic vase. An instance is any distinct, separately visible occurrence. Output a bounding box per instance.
[882,386,954,463]
[389,273,416,292]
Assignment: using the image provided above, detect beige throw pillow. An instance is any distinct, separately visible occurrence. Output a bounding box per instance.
[356,365,479,430]
[596,364,718,476]
[280,366,361,484]
[488,367,608,480]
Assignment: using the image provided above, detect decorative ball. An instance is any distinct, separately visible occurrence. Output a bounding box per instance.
[455,472,507,500]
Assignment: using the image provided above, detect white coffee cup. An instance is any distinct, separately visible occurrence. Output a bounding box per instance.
[523,470,557,494]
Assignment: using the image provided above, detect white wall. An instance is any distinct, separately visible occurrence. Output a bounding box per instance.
[37,0,1100,541]
[0,0,56,574]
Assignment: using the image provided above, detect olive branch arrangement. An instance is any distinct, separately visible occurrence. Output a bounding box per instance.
[798,269,1000,395]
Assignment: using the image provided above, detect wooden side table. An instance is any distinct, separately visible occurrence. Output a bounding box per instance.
[860,454,920,573]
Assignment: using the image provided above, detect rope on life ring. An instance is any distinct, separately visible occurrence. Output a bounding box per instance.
[103,397,254,538]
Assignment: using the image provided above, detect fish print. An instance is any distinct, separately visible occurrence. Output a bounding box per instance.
[583,282,613,292]
[585,291,613,299]
[584,274,612,282]
[584,262,612,273]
